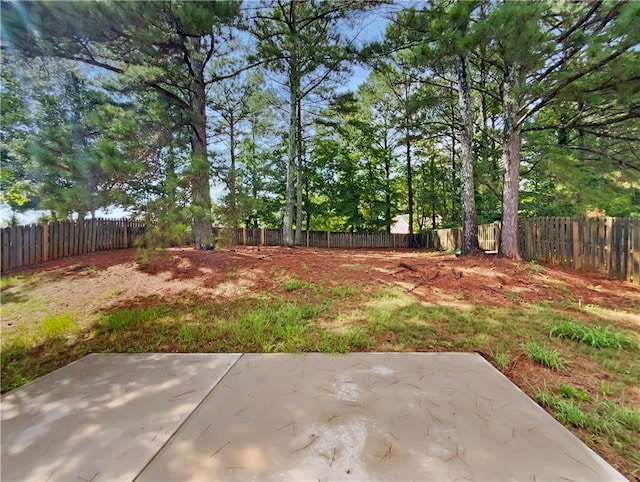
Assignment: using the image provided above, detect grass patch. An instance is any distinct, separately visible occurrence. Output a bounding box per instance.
[553,283,571,294]
[42,313,80,339]
[284,278,305,291]
[105,287,127,299]
[525,261,545,274]
[558,382,591,401]
[0,276,20,289]
[548,320,636,349]
[99,305,173,330]
[535,385,639,455]
[330,284,360,299]
[2,312,79,352]
[504,290,521,301]
[523,341,565,369]
[491,350,511,370]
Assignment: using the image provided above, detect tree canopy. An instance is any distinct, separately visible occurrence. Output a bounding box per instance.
[1,0,638,256]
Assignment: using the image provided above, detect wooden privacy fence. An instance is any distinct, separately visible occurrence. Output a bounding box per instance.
[518,217,640,285]
[1,219,145,274]
[2,217,637,284]
[230,228,429,249]
[229,218,638,284]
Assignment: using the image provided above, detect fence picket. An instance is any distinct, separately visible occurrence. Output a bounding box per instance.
[0,219,146,274]
[632,218,640,285]
[1,227,9,272]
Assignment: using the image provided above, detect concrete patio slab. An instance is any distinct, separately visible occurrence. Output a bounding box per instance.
[138,353,624,481]
[1,353,625,481]
[0,353,240,482]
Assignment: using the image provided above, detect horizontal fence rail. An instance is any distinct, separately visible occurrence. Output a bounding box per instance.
[1,217,637,284]
[1,219,145,274]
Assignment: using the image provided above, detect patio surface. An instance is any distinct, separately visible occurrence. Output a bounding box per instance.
[1,353,625,481]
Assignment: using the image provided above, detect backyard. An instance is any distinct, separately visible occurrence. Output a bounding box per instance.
[1,246,639,478]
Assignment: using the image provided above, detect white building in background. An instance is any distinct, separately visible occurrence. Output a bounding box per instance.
[391,214,442,233]
[391,214,410,234]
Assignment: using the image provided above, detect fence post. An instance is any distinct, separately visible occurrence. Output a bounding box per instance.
[242,227,247,246]
[327,231,331,248]
[306,229,309,247]
[260,228,265,246]
[572,221,580,269]
[42,223,49,262]
[604,217,612,274]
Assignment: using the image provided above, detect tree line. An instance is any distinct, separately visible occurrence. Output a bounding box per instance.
[1,0,638,258]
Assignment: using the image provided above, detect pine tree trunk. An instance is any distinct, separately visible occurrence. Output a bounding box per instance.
[384,131,391,233]
[499,63,522,260]
[295,100,303,245]
[191,78,213,249]
[283,55,298,247]
[450,103,457,221]
[229,112,238,227]
[456,54,479,255]
[405,127,413,236]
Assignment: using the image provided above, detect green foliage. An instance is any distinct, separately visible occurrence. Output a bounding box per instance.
[524,261,545,274]
[548,321,636,349]
[215,227,236,249]
[558,382,591,402]
[99,305,171,331]
[41,313,79,339]
[0,276,19,290]
[535,384,639,456]
[491,350,511,370]
[554,398,590,428]
[523,341,565,369]
[284,279,305,292]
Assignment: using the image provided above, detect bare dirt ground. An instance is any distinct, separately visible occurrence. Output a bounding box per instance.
[4,245,639,333]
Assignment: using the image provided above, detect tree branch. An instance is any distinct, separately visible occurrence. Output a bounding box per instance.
[518,42,634,125]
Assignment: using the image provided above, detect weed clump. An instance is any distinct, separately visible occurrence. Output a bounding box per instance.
[523,341,565,369]
[548,321,636,349]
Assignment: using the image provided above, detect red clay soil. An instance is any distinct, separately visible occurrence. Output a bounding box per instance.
[5,245,639,333]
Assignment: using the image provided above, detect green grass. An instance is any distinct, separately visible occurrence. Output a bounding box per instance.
[1,312,79,352]
[99,305,173,330]
[42,313,80,339]
[555,284,571,294]
[284,278,305,291]
[330,284,360,299]
[558,382,591,401]
[504,290,520,301]
[523,341,565,369]
[0,276,20,289]
[548,320,636,349]
[554,398,590,428]
[535,385,640,454]
[491,350,511,370]
[525,261,545,274]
